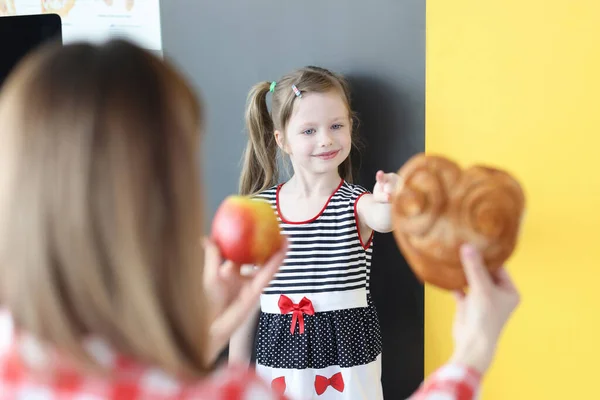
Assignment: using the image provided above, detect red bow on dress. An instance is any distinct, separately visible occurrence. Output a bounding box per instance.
[278,295,314,334]
[315,372,345,395]
[271,377,286,395]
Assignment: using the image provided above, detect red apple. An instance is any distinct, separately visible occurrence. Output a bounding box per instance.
[211,195,283,265]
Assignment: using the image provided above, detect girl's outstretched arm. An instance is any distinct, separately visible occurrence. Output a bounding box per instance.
[356,170,401,234]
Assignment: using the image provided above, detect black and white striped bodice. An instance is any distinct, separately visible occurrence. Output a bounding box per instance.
[255,180,373,298]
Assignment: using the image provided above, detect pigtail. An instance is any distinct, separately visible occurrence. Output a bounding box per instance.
[239,81,279,195]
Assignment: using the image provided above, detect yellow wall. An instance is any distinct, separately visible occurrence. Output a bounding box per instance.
[426,1,600,398]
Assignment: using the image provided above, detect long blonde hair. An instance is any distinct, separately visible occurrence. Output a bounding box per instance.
[0,40,210,377]
[239,66,360,196]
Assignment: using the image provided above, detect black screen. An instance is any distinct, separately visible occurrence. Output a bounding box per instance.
[0,14,62,88]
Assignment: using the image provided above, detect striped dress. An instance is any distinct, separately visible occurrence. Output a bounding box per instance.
[254,179,383,400]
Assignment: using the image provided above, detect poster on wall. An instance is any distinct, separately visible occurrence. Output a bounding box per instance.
[0,0,162,52]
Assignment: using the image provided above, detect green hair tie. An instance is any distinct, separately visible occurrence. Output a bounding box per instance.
[269,81,277,92]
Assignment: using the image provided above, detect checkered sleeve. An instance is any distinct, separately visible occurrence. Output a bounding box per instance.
[408,364,481,400]
[183,365,289,400]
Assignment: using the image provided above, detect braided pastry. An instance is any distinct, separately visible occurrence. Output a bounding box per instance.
[391,153,525,290]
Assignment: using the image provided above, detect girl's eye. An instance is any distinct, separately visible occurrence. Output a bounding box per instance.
[302,128,315,135]
[331,124,343,130]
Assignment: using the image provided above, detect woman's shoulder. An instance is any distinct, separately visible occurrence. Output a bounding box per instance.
[0,341,286,400]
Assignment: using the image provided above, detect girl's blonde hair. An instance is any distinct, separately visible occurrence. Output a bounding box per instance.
[0,40,210,377]
[239,66,360,196]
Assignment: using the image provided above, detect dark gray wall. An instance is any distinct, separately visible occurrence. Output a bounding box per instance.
[160,1,425,398]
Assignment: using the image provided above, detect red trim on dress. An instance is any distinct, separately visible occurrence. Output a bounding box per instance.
[276,179,344,224]
[354,192,374,250]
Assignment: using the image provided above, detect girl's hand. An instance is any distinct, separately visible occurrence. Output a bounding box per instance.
[202,236,288,365]
[372,170,401,203]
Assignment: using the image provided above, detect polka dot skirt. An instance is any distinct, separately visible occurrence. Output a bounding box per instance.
[256,295,382,369]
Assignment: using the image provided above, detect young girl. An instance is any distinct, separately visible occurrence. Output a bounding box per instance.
[230,66,402,399]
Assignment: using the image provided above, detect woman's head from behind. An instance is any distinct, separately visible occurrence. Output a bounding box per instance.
[240,66,360,195]
[0,40,209,376]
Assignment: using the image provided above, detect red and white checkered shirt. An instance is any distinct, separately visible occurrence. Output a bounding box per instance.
[0,312,480,399]
[409,364,481,400]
